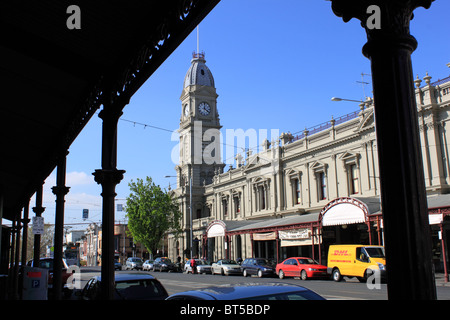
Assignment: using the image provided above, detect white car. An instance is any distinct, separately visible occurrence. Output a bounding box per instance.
[211,259,242,276]
[142,260,154,271]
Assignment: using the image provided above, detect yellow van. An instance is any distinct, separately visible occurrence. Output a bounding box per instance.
[327,245,386,282]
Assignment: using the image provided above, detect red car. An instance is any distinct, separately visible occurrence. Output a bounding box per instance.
[276,257,328,280]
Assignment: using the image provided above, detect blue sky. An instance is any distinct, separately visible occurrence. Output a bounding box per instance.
[38,0,450,228]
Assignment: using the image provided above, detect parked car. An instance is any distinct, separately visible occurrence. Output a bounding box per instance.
[152,257,177,272]
[276,257,328,280]
[76,273,168,300]
[142,260,154,271]
[166,283,325,300]
[184,259,212,274]
[125,257,143,270]
[241,258,275,278]
[114,260,122,271]
[211,259,242,276]
[26,258,72,298]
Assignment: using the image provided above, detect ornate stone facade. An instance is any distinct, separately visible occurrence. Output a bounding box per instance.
[167,55,450,264]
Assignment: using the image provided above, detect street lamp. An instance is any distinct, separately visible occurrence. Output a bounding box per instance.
[165,174,193,260]
[331,97,363,103]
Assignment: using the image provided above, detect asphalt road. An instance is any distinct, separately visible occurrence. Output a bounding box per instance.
[76,266,450,300]
[143,269,388,300]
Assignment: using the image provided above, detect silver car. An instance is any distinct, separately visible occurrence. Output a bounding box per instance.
[143,260,154,271]
[125,257,143,270]
[211,259,242,276]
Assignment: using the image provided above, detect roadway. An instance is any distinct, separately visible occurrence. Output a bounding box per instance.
[76,266,450,300]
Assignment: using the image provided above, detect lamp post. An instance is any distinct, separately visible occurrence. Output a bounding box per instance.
[165,174,193,260]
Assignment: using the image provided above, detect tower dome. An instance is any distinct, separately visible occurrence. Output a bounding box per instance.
[183,52,215,88]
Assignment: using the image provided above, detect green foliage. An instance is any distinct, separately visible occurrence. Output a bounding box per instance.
[125,177,182,256]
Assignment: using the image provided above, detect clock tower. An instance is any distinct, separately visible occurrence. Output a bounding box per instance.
[177,51,223,187]
[174,52,224,258]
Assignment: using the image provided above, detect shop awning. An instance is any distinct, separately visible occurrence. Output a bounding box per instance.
[319,197,372,226]
[206,213,320,238]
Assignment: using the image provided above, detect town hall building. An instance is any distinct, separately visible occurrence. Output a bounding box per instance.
[167,52,450,275]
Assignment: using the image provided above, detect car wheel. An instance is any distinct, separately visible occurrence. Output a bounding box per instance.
[221,268,225,276]
[257,269,263,278]
[278,270,285,279]
[332,268,342,282]
[301,270,308,280]
[243,269,248,277]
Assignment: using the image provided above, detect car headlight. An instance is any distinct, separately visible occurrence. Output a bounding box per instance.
[161,264,167,267]
[308,268,319,271]
[376,262,385,271]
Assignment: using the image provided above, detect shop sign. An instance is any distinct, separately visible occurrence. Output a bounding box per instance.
[279,228,310,240]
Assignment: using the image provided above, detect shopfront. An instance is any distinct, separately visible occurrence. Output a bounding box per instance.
[318,197,382,264]
[428,206,450,281]
[202,196,449,281]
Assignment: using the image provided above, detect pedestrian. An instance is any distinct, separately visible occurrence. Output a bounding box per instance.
[190,257,197,274]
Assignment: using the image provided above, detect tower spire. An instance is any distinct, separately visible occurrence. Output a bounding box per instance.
[192,25,204,60]
[197,25,199,55]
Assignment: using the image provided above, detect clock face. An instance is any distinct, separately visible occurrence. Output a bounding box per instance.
[198,102,211,116]
[184,104,190,117]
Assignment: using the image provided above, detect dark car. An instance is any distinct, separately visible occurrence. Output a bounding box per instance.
[241,258,275,278]
[166,283,325,300]
[76,273,168,300]
[152,257,177,272]
[114,260,122,271]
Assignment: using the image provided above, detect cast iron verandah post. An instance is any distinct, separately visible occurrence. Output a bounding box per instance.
[52,152,70,300]
[93,86,126,300]
[330,0,436,299]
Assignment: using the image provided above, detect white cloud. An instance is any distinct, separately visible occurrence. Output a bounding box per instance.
[66,171,95,186]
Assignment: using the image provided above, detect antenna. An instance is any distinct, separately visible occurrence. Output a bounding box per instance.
[357,72,371,99]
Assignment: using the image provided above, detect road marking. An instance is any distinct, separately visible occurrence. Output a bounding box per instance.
[159,279,209,289]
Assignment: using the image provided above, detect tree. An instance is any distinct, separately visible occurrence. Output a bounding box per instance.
[125,177,182,257]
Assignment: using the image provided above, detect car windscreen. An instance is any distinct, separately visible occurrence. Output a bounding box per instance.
[114,280,167,300]
[365,247,385,258]
[38,260,53,269]
[298,258,318,265]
